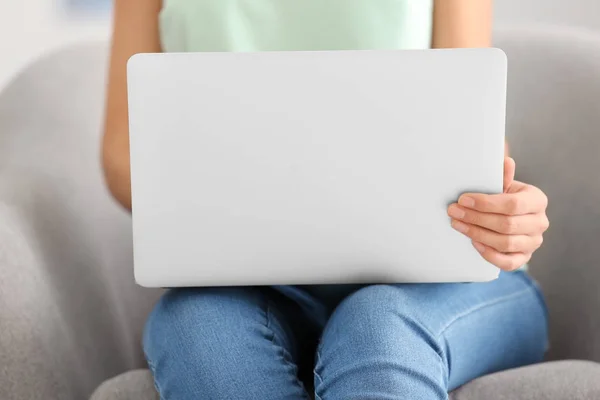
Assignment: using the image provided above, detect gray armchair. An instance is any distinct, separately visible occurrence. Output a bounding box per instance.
[1,27,599,400]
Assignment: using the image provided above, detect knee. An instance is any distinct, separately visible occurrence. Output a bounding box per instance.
[145,288,221,342]
[142,288,269,398]
[316,285,447,397]
[332,284,415,325]
[324,285,440,354]
[143,287,263,362]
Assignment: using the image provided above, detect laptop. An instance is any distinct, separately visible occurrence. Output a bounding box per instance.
[127,48,507,287]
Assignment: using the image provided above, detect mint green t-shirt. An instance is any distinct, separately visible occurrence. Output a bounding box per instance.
[159,0,434,53]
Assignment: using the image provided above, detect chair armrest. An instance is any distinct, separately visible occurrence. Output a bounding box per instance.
[451,360,600,400]
[0,194,121,400]
[0,172,161,400]
[0,175,161,400]
[496,26,600,362]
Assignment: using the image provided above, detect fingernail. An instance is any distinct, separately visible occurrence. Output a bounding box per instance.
[451,220,469,234]
[448,205,465,219]
[458,196,475,208]
[473,241,486,253]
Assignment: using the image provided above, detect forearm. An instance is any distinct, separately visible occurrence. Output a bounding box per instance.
[102,0,162,212]
[102,129,132,210]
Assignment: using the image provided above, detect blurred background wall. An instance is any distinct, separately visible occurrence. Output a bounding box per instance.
[0,0,110,90]
[0,0,598,91]
[495,0,600,30]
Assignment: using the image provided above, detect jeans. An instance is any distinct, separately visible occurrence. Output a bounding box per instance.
[143,271,548,400]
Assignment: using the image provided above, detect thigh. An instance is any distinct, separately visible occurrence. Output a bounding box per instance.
[143,286,314,400]
[316,271,548,398]
[394,271,548,389]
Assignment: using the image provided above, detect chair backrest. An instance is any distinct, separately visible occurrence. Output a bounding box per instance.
[0,43,162,399]
[496,26,600,362]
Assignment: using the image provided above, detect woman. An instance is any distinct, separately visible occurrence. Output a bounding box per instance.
[102,1,550,399]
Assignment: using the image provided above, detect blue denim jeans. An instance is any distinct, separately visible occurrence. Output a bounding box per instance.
[143,271,548,399]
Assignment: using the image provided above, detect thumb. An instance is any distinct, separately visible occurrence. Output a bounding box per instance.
[503,157,516,193]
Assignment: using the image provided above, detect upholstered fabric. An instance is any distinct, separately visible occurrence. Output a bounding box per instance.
[89,361,600,400]
[90,370,158,400]
[0,26,599,400]
[497,26,600,362]
[0,44,163,400]
[451,360,600,400]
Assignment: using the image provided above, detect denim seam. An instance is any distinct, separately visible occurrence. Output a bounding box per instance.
[263,297,309,396]
[144,350,165,400]
[436,287,535,339]
[521,274,551,352]
[395,315,448,392]
[522,275,549,324]
[264,300,276,343]
[314,349,325,400]
[435,285,541,383]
